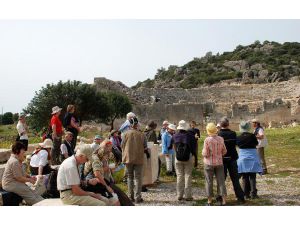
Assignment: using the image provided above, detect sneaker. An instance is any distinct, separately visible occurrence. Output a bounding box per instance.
[178,197,184,201]
[135,198,144,203]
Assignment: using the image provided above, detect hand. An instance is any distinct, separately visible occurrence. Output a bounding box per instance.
[88,178,98,186]
[106,186,114,194]
[165,154,169,158]
[89,192,101,200]
[29,177,36,184]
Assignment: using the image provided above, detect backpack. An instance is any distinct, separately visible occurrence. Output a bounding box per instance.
[44,170,60,198]
[175,142,191,161]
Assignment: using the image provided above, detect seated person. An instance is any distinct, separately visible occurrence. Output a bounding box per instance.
[30,139,53,176]
[57,144,116,206]
[2,142,44,205]
[60,132,75,162]
[90,135,103,152]
[82,139,133,206]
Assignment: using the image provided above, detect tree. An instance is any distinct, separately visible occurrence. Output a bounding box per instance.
[2,112,14,125]
[102,92,132,131]
[13,113,19,123]
[24,80,111,131]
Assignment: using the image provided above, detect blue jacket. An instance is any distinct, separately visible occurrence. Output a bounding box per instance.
[162,132,174,155]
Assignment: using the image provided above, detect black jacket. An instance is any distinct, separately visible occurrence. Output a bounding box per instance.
[237,132,258,149]
[218,128,238,161]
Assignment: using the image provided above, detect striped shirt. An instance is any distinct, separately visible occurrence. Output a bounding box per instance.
[202,135,227,166]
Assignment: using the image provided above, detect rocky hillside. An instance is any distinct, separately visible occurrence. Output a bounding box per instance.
[132,41,300,89]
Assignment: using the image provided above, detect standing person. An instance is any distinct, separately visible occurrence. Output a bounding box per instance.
[63,105,80,148]
[202,123,227,206]
[121,117,148,203]
[60,132,75,161]
[50,106,63,165]
[217,117,245,203]
[2,142,44,205]
[30,139,53,176]
[144,121,158,144]
[188,120,200,167]
[157,120,169,142]
[237,121,262,199]
[119,112,136,136]
[172,120,196,201]
[110,129,122,151]
[16,114,29,150]
[252,119,268,175]
[57,144,108,206]
[162,124,176,176]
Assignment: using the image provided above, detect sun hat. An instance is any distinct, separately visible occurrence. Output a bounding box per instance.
[76,144,93,161]
[39,139,54,149]
[251,118,259,123]
[51,106,62,115]
[240,121,251,133]
[162,120,169,125]
[177,120,189,131]
[126,112,136,119]
[206,123,218,135]
[167,124,176,131]
[94,135,103,140]
[18,113,26,119]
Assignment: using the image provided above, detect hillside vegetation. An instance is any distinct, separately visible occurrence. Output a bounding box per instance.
[133,41,300,89]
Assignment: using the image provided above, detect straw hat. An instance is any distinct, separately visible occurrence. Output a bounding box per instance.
[51,106,62,115]
[39,139,53,149]
[206,123,218,135]
[177,120,189,131]
[239,121,251,133]
[162,120,169,125]
[251,118,259,123]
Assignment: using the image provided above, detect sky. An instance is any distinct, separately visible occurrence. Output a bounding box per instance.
[0,19,300,113]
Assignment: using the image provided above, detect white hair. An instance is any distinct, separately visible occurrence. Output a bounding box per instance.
[126,112,136,120]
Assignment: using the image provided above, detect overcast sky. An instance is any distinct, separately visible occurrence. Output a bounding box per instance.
[0,19,300,113]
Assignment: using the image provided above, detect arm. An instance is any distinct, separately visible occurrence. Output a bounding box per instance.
[256,128,264,140]
[70,117,80,131]
[161,133,169,154]
[52,124,57,139]
[71,184,101,200]
[15,176,36,184]
[222,140,227,156]
[202,139,209,157]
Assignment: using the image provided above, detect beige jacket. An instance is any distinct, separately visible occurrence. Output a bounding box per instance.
[121,129,145,165]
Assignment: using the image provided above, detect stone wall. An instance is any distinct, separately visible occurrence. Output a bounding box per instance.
[94,77,300,126]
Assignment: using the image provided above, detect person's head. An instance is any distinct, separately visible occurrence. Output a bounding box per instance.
[190,120,197,128]
[251,119,260,128]
[129,117,139,129]
[167,124,176,134]
[67,104,75,113]
[65,132,73,142]
[18,114,26,123]
[126,112,136,120]
[51,106,62,116]
[220,117,229,128]
[162,120,169,129]
[110,129,118,137]
[99,138,113,153]
[39,138,53,150]
[94,135,103,144]
[148,121,157,130]
[177,120,189,131]
[240,121,251,133]
[12,142,26,158]
[75,144,93,164]
[206,123,218,136]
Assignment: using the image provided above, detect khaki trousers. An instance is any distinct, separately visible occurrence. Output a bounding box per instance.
[126,164,143,201]
[60,190,106,206]
[204,164,227,198]
[3,182,44,206]
[175,157,193,199]
[257,147,267,171]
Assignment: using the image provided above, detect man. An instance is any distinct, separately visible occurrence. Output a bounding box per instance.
[16,114,29,150]
[217,117,245,203]
[90,135,103,152]
[188,120,200,167]
[60,132,75,161]
[252,119,268,175]
[57,144,107,206]
[157,120,169,142]
[50,106,64,165]
[162,124,176,176]
[121,117,148,203]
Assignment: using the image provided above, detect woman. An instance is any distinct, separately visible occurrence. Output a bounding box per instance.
[202,123,227,206]
[16,114,29,150]
[109,130,122,164]
[237,121,262,199]
[64,104,80,148]
[1,142,44,205]
[30,139,53,176]
[81,139,133,206]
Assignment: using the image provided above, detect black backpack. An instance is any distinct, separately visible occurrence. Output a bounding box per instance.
[175,142,191,161]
